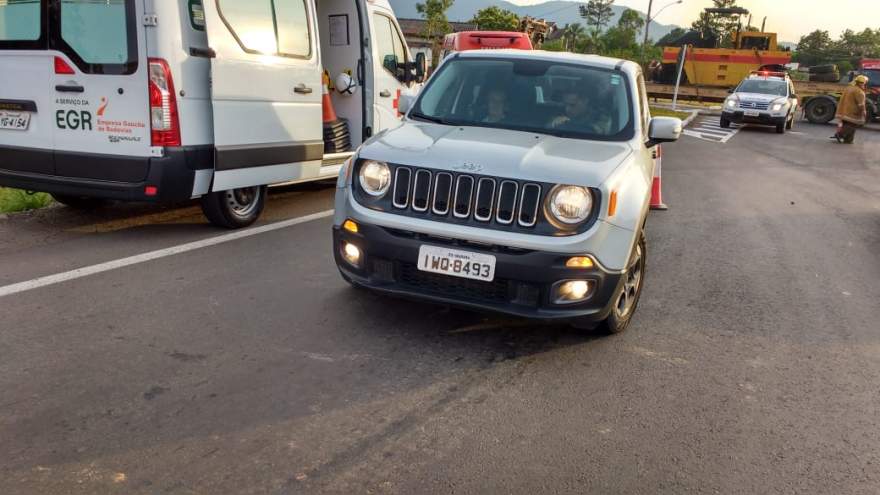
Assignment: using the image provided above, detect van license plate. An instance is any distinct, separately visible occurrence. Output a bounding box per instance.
[417,245,496,282]
[0,111,30,131]
[744,110,760,117]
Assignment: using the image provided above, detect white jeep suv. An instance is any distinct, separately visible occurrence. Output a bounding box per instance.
[333,50,681,333]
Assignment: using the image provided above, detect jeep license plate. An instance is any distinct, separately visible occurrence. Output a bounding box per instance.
[0,110,30,131]
[744,110,760,117]
[417,245,496,282]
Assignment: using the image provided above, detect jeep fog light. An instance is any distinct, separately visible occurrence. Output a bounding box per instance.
[341,242,361,267]
[553,280,594,304]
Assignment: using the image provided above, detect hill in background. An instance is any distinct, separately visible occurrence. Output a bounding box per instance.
[388,0,682,42]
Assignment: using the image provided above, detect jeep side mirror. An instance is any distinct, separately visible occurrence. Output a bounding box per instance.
[646,117,682,148]
[414,52,428,84]
[727,87,735,94]
[398,94,416,115]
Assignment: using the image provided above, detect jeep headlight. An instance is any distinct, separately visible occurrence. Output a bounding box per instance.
[358,160,391,197]
[726,98,737,108]
[547,185,592,227]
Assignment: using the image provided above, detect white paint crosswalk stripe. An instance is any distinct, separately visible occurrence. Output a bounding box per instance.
[684,117,741,143]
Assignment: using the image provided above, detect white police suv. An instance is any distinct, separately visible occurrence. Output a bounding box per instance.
[722,71,800,134]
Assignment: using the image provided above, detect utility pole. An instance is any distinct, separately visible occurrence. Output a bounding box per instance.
[643,0,654,48]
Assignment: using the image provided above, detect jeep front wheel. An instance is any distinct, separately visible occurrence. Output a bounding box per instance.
[602,231,647,334]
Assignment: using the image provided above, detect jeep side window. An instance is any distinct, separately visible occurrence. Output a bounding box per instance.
[636,74,649,138]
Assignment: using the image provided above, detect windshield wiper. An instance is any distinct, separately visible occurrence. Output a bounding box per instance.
[410,112,459,126]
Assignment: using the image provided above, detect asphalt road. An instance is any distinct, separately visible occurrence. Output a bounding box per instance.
[1,121,879,494]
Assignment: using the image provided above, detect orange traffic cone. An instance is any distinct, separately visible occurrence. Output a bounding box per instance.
[322,71,338,124]
[321,71,350,153]
[650,145,668,211]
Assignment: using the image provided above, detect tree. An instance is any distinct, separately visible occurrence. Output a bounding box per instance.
[562,23,586,52]
[579,0,615,37]
[601,9,643,52]
[416,0,454,67]
[470,6,519,32]
[617,8,644,34]
[691,0,744,47]
[656,27,687,46]
[794,30,833,66]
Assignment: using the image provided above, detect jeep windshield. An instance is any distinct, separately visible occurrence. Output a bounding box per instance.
[410,57,634,141]
[736,79,788,96]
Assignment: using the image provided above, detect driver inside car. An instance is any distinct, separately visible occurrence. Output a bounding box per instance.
[549,88,612,135]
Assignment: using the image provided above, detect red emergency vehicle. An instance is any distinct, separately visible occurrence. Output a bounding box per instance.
[441,31,533,58]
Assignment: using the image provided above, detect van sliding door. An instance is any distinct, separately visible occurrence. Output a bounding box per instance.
[203,0,323,191]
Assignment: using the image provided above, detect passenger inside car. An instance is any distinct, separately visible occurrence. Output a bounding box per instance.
[482,87,509,123]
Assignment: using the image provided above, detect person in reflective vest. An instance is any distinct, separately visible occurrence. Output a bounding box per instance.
[833,75,868,144]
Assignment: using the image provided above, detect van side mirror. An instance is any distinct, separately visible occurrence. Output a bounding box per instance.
[383,54,399,75]
[398,94,416,115]
[414,52,428,83]
[646,117,682,148]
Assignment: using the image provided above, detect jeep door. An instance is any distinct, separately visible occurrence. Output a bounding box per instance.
[202,0,323,192]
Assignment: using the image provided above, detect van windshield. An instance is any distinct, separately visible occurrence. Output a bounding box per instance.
[410,57,634,141]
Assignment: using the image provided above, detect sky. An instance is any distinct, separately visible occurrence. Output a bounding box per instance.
[507,0,877,42]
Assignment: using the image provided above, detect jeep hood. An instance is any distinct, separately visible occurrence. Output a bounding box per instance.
[359,122,633,187]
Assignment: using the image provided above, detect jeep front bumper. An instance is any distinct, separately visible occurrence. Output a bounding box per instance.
[333,222,625,323]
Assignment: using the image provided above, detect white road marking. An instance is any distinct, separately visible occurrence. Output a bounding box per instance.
[684,117,741,143]
[0,209,335,299]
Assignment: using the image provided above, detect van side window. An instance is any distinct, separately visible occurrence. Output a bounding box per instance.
[217,0,278,54]
[218,0,311,58]
[275,0,311,57]
[0,0,41,42]
[189,0,206,31]
[58,0,137,74]
[373,14,407,76]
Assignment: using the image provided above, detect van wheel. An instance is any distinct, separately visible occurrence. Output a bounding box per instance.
[200,186,266,229]
[599,231,647,335]
[51,194,108,209]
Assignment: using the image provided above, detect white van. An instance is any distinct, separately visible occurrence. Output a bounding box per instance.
[0,0,425,227]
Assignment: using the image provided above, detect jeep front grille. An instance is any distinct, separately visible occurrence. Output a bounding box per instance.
[391,168,542,228]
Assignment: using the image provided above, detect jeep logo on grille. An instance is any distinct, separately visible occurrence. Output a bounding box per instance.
[454,163,482,173]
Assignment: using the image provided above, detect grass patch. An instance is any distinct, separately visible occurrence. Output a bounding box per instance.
[0,188,53,214]
[650,106,692,120]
